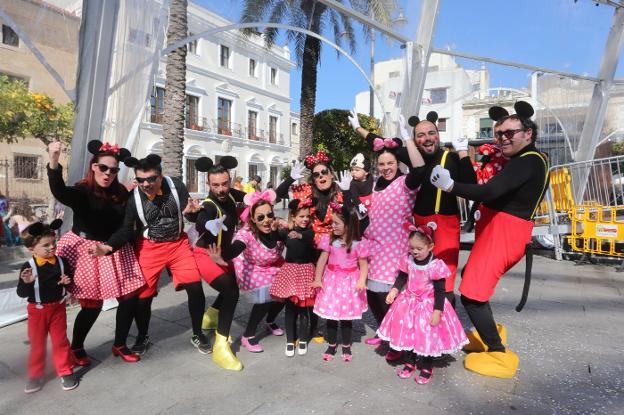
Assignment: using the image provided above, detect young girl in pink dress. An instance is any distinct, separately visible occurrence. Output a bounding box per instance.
[377,223,468,384]
[312,203,368,362]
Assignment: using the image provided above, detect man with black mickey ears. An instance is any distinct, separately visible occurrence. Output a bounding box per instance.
[192,155,245,371]
[431,101,549,378]
[94,154,211,355]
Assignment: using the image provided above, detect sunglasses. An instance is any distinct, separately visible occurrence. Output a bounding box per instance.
[254,212,275,222]
[135,175,160,184]
[96,163,120,174]
[495,129,525,140]
[312,168,330,179]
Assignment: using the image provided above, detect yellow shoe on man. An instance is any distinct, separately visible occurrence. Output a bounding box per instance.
[464,349,519,378]
[201,306,219,331]
[312,336,325,344]
[463,324,507,353]
[212,332,243,371]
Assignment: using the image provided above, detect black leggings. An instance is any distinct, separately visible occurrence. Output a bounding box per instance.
[366,290,390,327]
[461,295,505,352]
[404,351,433,371]
[208,273,239,337]
[284,302,313,343]
[244,301,284,338]
[71,306,102,350]
[325,320,353,346]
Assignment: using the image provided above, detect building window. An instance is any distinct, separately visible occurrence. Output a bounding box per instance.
[185,95,199,129]
[2,25,19,47]
[269,116,278,144]
[291,123,297,135]
[150,86,165,124]
[220,45,230,68]
[185,158,198,193]
[270,166,279,187]
[429,88,447,104]
[217,97,232,135]
[248,164,258,180]
[188,33,198,54]
[479,117,493,138]
[14,155,40,179]
[389,71,400,78]
[249,59,256,77]
[270,67,277,85]
[248,110,258,140]
[438,118,447,132]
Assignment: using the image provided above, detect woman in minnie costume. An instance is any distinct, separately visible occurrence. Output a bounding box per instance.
[48,139,145,364]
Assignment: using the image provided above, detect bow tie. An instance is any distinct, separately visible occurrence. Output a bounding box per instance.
[34,256,57,266]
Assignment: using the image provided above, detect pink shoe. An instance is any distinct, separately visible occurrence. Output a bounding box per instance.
[323,345,337,361]
[241,336,263,353]
[415,368,433,385]
[266,322,284,336]
[385,350,403,362]
[341,345,352,362]
[397,363,416,379]
[365,336,383,346]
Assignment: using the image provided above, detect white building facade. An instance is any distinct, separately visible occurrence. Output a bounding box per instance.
[137,3,299,196]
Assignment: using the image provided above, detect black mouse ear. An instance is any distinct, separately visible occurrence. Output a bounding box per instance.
[145,154,162,165]
[426,111,438,124]
[195,157,213,173]
[408,116,420,127]
[124,157,139,168]
[514,100,534,119]
[117,148,131,162]
[87,140,103,155]
[396,147,411,166]
[26,222,44,236]
[219,156,238,169]
[49,219,63,230]
[488,106,509,122]
[288,199,300,210]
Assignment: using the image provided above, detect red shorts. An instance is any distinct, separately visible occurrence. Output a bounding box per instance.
[193,247,231,284]
[460,206,533,302]
[414,213,460,292]
[135,234,201,298]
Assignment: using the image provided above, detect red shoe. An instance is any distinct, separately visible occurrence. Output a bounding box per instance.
[397,363,416,379]
[365,336,382,346]
[385,350,403,362]
[112,345,140,363]
[415,368,433,385]
[71,348,91,367]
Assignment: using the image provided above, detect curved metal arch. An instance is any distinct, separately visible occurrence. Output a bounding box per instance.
[162,22,389,129]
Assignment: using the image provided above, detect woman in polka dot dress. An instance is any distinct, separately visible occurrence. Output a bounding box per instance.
[47,140,145,364]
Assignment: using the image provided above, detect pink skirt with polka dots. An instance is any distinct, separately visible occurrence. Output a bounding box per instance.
[57,231,145,300]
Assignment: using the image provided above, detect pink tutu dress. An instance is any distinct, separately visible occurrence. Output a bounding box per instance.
[377,255,468,356]
[313,235,369,320]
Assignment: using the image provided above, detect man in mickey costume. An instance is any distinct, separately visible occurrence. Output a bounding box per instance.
[430,101,549,378]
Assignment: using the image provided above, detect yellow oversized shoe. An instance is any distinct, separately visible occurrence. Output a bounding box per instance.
[201,306,219,331]
[212,333,243,371]
[312,335,325,344]
[464,350,519,378]
[463,324,507,353]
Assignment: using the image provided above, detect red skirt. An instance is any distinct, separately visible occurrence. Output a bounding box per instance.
[270,262,316,307]
[460,206,533,302]
[57,231,145,300]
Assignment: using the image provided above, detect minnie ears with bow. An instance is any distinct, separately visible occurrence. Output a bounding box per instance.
[194,156,238,172]
[87,140,131,162]
[489,101,534,122]
[408,111,439,127]
[24,219,63,237]
[124,154,162,168]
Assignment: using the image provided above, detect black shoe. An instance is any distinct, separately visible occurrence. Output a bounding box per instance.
[191,334,212,355]
[24,377,43,394]
[60,375,78,391]
[131,335,150,355]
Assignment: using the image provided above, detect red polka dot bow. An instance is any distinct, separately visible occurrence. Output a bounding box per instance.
[298,198,313,209]
[304,151,331,169]
[99,142,120,154]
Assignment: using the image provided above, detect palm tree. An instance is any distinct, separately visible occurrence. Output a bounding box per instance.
[162,0,188,179]
[241,0,395,157]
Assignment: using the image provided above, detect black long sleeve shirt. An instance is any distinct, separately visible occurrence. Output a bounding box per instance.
[221,230,279,261]
[392,254,445,311]
[194,189,246,249]
[276,227,315,263]
[17,257,71,304]
[450,144,548,220]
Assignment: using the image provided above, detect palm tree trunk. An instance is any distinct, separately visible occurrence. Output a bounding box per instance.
[162,0,188,179]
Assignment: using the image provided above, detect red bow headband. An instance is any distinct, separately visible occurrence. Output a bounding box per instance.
[404,221,437,240]
[304,151,331,169]
[240,189,277,222]
[298,198,313,209]
[372,137,399,152]
[99,142,120,154]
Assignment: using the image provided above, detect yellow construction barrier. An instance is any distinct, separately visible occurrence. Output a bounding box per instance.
[567,204,624,257]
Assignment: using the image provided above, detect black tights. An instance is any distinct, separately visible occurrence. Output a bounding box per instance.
[134,296,153,340]
[325,320,353,346]
[71,306,101,350]
[113,295,139,347]
[244,301,284,338]
[208,273,239,337]
[404,351,433,372]
[461,295,505,352]
[284,302,313,343]
[366,290,390,327]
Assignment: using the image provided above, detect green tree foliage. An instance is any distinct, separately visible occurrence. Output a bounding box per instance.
[312,109,380,171]
[0,75,73,145]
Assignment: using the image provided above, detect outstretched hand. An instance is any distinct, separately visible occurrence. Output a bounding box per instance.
[398,114,412,142]
[58,274,71,286]
[336,170,352,191]
[183,198,201,215]
[207,243,228,267]
[430,165,454,192]
[290,161,306,181]
[348,109,361,131]
[20,268,35,284]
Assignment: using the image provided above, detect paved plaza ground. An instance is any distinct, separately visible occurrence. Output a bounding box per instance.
[0,247,622,415]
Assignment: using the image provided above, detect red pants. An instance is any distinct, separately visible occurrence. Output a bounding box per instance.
[27,302,73,378]
[193,247,231,284]
[460,206,533,302]
[414,213,460,292]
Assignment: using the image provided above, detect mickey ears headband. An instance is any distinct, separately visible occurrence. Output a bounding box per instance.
[488,100,534,122]
[87,140,131,162]
[288,197,316,211]
[408,111,439,127]
[123,154,162,168]
[24,219,63,237]
[194,156,238,173]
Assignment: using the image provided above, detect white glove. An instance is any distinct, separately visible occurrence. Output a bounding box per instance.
[452,136,469,152]
[336,170,352,191]
[348,109,361,131]
[430,165,454,192]
[398,114,412,142]
[205,215,228,236]
[290,161,306,181]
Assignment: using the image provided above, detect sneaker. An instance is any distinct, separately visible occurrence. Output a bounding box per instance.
[60,375,78,391]
[131,335,150,356]
[285,343,295,357]
[266,322,284,336]
[191,334,212,355]
[24,378,43,394]
[297,341,308,356]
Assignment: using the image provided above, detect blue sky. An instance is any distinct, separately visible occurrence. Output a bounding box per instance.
[199,0,622,113]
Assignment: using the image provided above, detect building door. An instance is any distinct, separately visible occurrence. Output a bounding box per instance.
[270,166,279,187]
[185,158,198,193]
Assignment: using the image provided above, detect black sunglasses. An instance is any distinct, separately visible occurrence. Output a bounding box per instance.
[495,129,525,140]
[255,212,275,222]
[312,168,330,179]
[135,175,160,184]
[96,163,120,174]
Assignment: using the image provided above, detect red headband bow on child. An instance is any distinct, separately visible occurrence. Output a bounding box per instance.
[99,142,121,154]
[404,222,436,240]
[298,198,313,209]
[240,189,277,222]
[372,137,399,152]
[304,151,331,169]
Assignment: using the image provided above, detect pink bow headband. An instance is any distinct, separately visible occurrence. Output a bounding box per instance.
[99,142,120,154]
[404,221,437,240]
[372,137,400,152]
[240,189,277,222]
